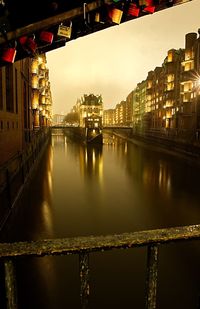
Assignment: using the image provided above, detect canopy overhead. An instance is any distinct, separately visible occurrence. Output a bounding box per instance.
[0,0,192,65]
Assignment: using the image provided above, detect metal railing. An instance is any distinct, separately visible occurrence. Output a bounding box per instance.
[1,224,200,309]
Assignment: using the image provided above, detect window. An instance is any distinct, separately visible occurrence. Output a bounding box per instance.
[167,51,173,62]
[167,74,174,82]
[184,61,194,71]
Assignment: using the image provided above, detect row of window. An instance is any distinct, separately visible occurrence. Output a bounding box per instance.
[0,67,18,114]
[0,120,19,131]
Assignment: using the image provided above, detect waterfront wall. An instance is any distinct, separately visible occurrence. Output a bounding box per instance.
[0,129,51,230]
[105,127,200,162]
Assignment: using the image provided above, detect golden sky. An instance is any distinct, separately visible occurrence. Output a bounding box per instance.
[46,0,200,115]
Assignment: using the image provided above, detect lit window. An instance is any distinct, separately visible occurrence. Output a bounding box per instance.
[167,82,174,91]
[167,74,174,82]
[167,51,173,62]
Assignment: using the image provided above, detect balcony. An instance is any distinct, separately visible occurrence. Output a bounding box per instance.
[180,70,195,83]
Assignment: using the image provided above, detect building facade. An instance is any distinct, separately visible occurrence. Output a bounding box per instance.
[103,30,200,142]
[79,94,103,128]
[0,58,32,165]
[0,54,53,166]
[31,54,52,129]
[103,108,115,126]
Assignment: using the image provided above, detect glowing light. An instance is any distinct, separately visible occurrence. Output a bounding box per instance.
[196,78,200,87]
[38,57,43,64]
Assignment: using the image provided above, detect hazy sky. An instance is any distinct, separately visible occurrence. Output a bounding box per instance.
[46,0,200,115]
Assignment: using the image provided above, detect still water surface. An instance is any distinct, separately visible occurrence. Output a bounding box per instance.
[2,129,200,309]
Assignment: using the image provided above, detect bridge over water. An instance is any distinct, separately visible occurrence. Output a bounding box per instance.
[0,0,192,66]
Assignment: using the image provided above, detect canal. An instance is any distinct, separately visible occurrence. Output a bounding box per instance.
[1,128,200,309]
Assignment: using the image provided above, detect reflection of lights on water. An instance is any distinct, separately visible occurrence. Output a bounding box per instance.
[98,157,103,186]
[158,164,171,195]
[92,149,96,167]
[124,142,127,154]
[47,171,52,191]
[47,146,53,191]
[49,146,53,171]
[42,200,54,234]
[167,178,171,192]
[85,150,88,165]
[143,162,171,196]
[80,146,104,187]
[64,136,67,155]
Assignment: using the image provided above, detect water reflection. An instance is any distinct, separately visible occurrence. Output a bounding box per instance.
[39,145,54,236]
[0,141,58,309]
[2,131,200,309]
[1,142,55,241]
[79,144,103,183]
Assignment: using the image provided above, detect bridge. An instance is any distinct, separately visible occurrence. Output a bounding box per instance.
[1,223,200,309]
[0,1,199,307]
[0,0,192,66]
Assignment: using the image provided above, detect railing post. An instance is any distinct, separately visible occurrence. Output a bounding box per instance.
[4,259,18,309]
[79,252,90,309]
[145,244,159,309]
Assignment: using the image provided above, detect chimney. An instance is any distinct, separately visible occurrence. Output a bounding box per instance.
[185,32,197,49]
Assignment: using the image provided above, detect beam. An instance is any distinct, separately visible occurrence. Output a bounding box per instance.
[0,0,103,44]
[0,224,200,258]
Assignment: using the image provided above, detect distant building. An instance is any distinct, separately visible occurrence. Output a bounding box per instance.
[103,108,115,126]
[79,94,103,128]
[52,114,65,126]
[103,30,200,142]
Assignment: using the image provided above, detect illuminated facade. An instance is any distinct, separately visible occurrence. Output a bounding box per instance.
[179,32,199,132]
[31,54,52,129]
[79,94,103,128]
[104,30,200,141]
[52,114,65,126]
[103,108,115,126]
[125,91,134,127]
[103,99,132,127]
[134,80,147,132]
[163,49,183,130]
[0,53,53,166]
[0,58,32,165]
